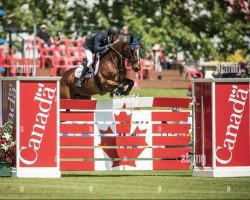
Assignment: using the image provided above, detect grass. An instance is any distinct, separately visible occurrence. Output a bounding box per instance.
[1,170,250,199]
[3,89,247,199]
[93,89,188,100]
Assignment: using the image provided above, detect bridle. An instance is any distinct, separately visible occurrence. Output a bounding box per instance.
[109,44,140,68]
[127,46,140,64]
[108,42,140,83]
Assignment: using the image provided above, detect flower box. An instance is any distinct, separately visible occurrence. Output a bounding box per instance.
[0,162,11,177]
[0,121,15,177]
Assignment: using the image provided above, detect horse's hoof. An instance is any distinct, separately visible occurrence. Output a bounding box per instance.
[132,93,140,97]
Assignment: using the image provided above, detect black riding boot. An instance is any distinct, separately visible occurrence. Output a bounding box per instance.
[75,67,90,87]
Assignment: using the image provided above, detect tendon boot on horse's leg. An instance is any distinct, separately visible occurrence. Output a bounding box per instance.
[120,78,134,96]
[75,66,90,87]
[114,84,125,96]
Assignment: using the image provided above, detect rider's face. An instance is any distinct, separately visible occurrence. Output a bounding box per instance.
[110,34,119,42]
[113,34,119,41]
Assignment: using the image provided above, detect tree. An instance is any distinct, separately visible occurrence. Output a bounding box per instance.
[121,0,249,60]
[1,0,249,61]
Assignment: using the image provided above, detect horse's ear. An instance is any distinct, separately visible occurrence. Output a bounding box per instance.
[138,35,143,41]
[129,35,134,44]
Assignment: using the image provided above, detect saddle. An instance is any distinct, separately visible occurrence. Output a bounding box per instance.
[74,54,100,79]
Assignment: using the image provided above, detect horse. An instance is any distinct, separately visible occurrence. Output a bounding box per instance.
[60,35,142,99]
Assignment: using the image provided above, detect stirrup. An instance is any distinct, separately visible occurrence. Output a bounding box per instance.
[89,67,94,73]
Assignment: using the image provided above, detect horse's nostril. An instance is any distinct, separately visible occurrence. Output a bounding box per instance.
[134,67,139,72]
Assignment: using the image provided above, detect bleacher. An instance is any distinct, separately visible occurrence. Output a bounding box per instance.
[0,38,85,76]
[0,39,193,89]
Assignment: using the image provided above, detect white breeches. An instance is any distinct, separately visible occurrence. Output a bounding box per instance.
[85,48,93,68]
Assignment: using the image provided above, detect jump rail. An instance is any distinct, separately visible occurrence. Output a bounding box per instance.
[60,97,192,171]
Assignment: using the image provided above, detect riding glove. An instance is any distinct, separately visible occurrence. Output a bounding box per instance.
[106,43,112,49]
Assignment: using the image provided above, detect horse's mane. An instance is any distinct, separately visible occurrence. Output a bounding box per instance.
[113,40,128,48]
[101,40,128,57]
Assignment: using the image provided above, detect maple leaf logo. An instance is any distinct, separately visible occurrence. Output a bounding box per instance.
[98,111,147,168]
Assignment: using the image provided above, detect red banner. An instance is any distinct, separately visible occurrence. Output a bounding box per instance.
[216,83,250,167]
[19,81,57,167]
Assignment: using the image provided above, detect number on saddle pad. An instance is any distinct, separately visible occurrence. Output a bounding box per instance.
[74,65,93,79]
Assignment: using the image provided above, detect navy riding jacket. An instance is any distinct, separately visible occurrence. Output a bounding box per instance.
[84,31,110,53]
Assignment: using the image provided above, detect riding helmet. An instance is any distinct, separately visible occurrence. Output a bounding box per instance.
[107,26,120,36]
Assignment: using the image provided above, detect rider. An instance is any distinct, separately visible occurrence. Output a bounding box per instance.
[75,26,120,87]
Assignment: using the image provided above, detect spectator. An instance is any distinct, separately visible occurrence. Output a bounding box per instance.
[0,38,4,45]
[166,53,174,69]
[238,61,249,78]
[0,48,5,76]
[36,24,54,47]
[152,44,162,72]
[200,65,206,78]
[119,26,129,42]
[159,44,166,69]
[54,31,63,46]
[0,66,5,76]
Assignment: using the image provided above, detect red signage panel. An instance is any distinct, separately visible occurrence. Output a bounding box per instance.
[19,81,58,167]
[215,83,250,166]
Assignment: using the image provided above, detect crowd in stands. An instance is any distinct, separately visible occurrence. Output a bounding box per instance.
[0,24,86,76]
[0,24,155,78]
[0,24,218,79]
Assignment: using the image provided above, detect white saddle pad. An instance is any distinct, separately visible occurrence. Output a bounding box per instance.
[74,64,99,79]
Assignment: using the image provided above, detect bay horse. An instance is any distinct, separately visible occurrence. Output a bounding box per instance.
[60,35,142,99]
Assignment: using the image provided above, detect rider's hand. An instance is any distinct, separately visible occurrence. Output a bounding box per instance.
[106,43,112,49]
[114,39,119,43]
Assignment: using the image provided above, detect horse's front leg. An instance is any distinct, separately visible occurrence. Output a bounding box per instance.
[110,83,125,97]
[124,78,135,95]
[111,78,134,97]
[120,78,134,96]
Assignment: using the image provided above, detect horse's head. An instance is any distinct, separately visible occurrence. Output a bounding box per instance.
[126,35,143,72]
[109,35,142,72]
